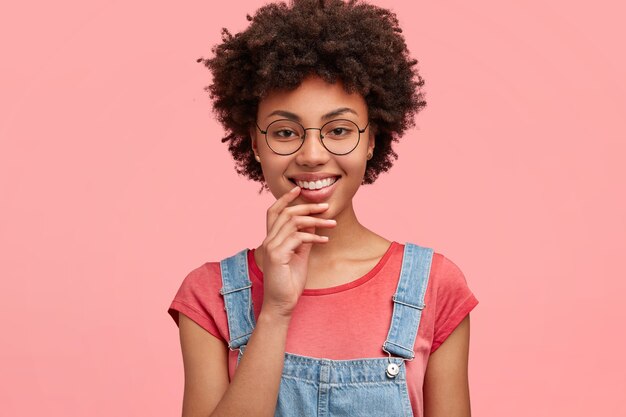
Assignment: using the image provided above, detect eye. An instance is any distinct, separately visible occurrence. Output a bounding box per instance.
[274,129,299,139]
[330,127,349,136]
[324,125,355,138]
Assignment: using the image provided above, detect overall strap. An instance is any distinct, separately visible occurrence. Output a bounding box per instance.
[219,248,256,350]
[382,242,434,359]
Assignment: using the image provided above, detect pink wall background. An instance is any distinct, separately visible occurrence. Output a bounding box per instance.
[1,0,624,415]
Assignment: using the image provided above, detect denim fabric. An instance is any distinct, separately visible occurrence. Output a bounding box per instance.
[219,243,434,417]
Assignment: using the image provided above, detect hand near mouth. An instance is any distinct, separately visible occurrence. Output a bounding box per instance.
[259,185,337,319]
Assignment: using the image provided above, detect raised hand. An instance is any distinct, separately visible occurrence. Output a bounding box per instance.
[259,185,336,318]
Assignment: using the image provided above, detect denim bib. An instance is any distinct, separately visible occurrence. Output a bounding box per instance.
[219,242,433,417]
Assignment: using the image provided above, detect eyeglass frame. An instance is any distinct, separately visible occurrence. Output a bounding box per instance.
[254,118,370,156]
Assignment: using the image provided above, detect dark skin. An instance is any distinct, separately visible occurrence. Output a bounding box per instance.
[176,77,472,417]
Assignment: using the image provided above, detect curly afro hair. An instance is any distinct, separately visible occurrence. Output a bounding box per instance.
[197,0,427,191]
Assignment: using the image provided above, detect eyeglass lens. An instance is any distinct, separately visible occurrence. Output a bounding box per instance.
[265,119,361,155]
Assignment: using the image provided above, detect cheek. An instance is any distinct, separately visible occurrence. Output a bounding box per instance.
[259,157,291,190]
[261,165,280,184]
[340,159,369,191]
[346,156,369,176]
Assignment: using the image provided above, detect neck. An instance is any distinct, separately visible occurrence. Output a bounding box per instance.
[307,201,368,262]
[254,201,377,270]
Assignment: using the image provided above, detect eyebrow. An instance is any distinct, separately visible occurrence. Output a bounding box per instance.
[265,107,359,122]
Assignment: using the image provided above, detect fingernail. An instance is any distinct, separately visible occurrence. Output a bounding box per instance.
[317,203,329,207]
[291,186,300,192]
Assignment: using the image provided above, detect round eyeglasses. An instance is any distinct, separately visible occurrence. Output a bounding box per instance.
[255,118,369,156]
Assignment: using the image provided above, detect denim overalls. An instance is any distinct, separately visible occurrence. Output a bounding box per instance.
[219,242,433,417]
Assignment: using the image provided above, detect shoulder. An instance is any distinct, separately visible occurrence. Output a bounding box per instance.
[430,252,471,294]
[427,251,479,353]
[167,260,227,340]
[174,261,223,300]
[401,244,469,290]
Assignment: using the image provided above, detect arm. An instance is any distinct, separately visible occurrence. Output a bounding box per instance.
[423,314,473,417]
[179,310,291,417]
[178,186,334,417]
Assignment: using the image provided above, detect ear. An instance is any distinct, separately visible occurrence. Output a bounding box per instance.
[250,125,259,156]
[367,126,376,156]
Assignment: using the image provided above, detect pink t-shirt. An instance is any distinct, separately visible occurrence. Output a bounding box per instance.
[168,241,479,416]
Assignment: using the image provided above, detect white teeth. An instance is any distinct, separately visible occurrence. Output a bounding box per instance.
[295,177,338,190]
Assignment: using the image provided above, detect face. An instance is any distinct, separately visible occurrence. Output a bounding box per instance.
[251,75,375,220]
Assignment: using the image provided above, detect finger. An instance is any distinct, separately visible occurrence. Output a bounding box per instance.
[282,202,332,217]
[267,204,331,241]
[268,231,330,262]
[268,216,336,246]
[266,185,301,234]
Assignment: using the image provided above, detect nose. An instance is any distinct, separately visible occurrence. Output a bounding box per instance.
[295,128,331,166]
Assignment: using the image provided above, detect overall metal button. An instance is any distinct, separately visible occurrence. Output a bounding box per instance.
[386,363,400,378]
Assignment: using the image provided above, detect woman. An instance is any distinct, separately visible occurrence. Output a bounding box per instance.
[168,1,479,416]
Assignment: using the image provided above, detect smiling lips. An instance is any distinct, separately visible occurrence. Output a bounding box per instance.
[288,175,341,203]
[294,177,339,190]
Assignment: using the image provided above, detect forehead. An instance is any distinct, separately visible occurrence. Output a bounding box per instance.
[257,76,367,122]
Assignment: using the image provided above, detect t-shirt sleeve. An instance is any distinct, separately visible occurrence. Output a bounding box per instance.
[167,263,226,343]
[430,255,479,353]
